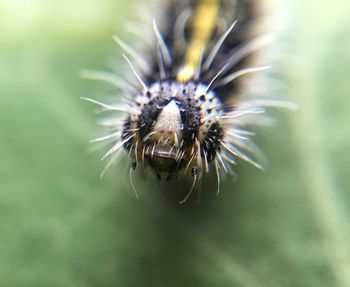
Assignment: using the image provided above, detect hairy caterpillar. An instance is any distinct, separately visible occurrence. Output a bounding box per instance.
[82,0,293,202]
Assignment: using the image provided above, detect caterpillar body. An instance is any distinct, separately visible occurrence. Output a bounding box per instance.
[83,0,291,201]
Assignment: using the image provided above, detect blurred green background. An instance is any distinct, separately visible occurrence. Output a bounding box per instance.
[0,0,349,286]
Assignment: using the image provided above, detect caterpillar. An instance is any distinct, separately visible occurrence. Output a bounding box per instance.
[82,0,293,202]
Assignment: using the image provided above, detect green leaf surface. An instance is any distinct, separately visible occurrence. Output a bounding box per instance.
[0,0,349,286]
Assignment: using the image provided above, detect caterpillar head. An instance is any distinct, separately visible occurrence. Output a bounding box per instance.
[122,81,224,179]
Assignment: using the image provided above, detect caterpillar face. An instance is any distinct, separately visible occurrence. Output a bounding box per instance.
[122,81,224,179]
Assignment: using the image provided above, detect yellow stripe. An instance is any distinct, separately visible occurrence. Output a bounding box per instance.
[177,0,220,82]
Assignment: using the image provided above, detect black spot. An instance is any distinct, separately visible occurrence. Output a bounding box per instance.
[137,103,160,138]
[122,118,133,151]
[137,95,173,139]
[131,161,137,169]
[202,122,224,162]
[199,95,206,102]
[180,104,201,147]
